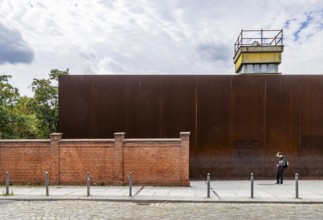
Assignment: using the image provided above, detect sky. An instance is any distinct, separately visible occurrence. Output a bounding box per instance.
[0,0,322,97]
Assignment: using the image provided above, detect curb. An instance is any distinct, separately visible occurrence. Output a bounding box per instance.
[1,196,323,204]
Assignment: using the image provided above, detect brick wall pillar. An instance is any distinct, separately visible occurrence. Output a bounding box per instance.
[50,133,62,184]
[180,132,190,186]
[114,132,125,184]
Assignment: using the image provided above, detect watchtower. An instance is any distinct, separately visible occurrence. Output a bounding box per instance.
[233,29,284,74]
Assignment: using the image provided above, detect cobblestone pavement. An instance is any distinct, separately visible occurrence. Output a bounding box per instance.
[0,201,322,219]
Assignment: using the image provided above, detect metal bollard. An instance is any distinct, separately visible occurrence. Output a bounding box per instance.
[5,172,9,195]
[295,173,299,198]
[45,172,49,196]
[251,173,254,198]
[207,173,210,198]
[86,172,90,197]
[129,172,132,197]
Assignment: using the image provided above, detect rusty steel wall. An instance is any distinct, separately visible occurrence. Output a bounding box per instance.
[59,75,323,180]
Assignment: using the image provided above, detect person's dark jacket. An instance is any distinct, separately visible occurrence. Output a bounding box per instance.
[278,157,287,167]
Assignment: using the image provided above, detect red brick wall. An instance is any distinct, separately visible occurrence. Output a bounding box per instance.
[0,132,190,186]
[124,140,181,185]
[59,140,115,184]
[0,140,50,183]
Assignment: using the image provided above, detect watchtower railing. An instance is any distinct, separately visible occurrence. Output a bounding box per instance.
[234,29,283,56]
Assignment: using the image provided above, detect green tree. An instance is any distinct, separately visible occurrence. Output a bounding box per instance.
[29,68,69,138]
[0,75,20,138]
[13,96,38,138]
[0,75,38,139]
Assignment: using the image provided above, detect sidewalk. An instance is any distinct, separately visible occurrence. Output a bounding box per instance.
[1,181,323,204]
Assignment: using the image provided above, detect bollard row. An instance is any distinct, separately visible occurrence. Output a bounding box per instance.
[204,173,300,199]
[248,173,299,199]
[3,172,300,198]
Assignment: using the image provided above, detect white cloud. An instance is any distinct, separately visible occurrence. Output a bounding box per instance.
[97,57,123,74]
[0,0,322,96]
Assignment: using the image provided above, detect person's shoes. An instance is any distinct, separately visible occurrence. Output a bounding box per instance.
[275,182,280,184]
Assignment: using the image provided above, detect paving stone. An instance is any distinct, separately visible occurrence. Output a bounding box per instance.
[3,201,321,219]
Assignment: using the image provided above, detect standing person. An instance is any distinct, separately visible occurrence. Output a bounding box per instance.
[276,152,287,184]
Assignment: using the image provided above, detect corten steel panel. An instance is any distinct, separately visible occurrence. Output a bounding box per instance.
[161,76,196,139]
[59,76,129,138]
[193,76,231,179]
[59,75,323,179]
[299,76,323,177]
[161,76,197,179]
[59,76,92,138]
[89,77,130,138]
[265,76,300,178]
[230,76,266,178]
[300,76,323,146]
[127,76,163,138]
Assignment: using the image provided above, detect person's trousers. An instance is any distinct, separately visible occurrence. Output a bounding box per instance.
[276,167,284,184]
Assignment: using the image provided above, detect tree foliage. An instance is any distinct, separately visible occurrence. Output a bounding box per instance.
[0,75,19,138]
[29,69,69,138]
[0,68,69,139]
[0,75,36,138]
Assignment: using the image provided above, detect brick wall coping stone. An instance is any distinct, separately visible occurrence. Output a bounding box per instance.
[124,138,181,142]
[60,139,115,142]
[0,138,183,143]
[0,140,50,143]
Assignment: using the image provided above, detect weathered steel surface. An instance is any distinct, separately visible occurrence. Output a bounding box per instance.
[59,75,323,179]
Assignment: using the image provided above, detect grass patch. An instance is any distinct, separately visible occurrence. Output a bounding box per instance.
[1,190,14,197]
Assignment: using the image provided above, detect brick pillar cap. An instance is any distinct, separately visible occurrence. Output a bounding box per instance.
[50,133,63,138]
[114,132,126,137]
[180,132,190,135]
[50,133,63,136]
[50,133,63,141]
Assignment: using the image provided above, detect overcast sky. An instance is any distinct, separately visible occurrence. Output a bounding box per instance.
[0,0,322,96]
